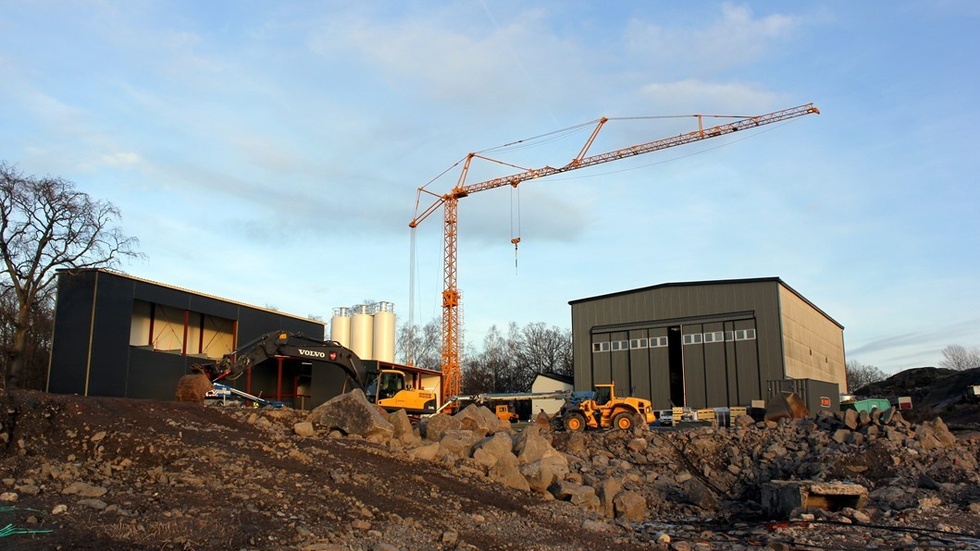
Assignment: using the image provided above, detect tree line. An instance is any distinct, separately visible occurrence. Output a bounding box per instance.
[396,318,573,395]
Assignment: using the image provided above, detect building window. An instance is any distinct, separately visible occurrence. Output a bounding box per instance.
[610,340,629,351]
[725,331,734,341]
[703,331,724,343]
[130,300,235,359]
[683,333,703,345]
[650,336,668,348]
[592,342,610,353]
[630,338,648,349]
[734,328,757,341]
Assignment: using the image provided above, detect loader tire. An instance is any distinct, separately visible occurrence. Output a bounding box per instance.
[612,412,634,431]
[563,412,587,432]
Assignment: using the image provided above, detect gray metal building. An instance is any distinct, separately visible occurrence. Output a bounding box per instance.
[569,277,845,411]
[47,269,329,403]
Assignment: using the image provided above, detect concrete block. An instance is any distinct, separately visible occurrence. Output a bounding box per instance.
[762,480,868,519]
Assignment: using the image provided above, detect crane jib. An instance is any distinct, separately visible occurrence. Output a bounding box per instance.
[409,102,819,401]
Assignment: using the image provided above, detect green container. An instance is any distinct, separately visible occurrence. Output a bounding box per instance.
[841,398,891,413]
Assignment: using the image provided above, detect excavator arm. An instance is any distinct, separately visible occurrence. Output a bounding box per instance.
[181,330,368,402]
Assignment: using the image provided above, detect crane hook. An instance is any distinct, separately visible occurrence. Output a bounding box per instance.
[511,237,521,271]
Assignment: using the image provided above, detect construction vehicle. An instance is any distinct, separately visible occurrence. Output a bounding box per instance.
[363,367,440,415]
[435,389,572,415]
[409,103,820,403]
[495,404,519,423]
[205,383,284,409]
[176,330,437,414]
[558,382,655,431]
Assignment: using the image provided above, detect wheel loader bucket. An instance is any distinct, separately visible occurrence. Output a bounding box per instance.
[764,392,809,421]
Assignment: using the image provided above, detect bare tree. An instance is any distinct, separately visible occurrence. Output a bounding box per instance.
[938,344,980,371]
[396,317,441,370]
[462,325,510,394]
[845,360,886,393]
[0,162,141,392]
[0,290,53,390]
[515,322,573,377]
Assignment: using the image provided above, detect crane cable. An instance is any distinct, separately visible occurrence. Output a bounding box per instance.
[510,186,521,274]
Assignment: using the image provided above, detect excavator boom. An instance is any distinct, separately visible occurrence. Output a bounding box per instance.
[176,330,368,403]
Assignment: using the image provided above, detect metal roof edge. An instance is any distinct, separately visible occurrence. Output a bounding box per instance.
[568,276,844,330]
[57,267,321,325]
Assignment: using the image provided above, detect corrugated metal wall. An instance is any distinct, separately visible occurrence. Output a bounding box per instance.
[570,278,843,410]
[49,269,325,401]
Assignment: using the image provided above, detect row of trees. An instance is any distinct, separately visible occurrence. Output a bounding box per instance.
[938,344,980,371]
[396,318,573,395]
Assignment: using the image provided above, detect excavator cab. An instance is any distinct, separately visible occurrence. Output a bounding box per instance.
[367,371,406,400]
[365,369,438,415]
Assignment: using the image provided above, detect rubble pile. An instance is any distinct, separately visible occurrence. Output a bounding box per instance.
[305,391,980,549]
[1,387,978,550]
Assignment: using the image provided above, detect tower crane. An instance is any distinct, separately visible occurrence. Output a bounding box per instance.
[410,103,819,402]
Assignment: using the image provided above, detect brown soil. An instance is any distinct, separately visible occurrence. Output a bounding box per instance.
[0,390,641,551]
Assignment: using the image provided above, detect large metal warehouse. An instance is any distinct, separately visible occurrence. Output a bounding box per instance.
[569,277,845,411]
[46,268,337,404]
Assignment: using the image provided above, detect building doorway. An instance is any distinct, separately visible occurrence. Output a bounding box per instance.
[668,326,684,406]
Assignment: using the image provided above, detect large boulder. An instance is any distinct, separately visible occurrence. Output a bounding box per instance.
[596,477,622,518]
[439,429,484,459]
[407,442,443,462]
[307,389,394,442]
[613,491,647,521]
[419,413,461,442]
[915,418,957,450]
[455,404,504,436]
[489,451,530,491]
[388,409,422,447]
[515,426,559,465]
[552,481,600,511]
[472,432,516,465]
[520,454,569,493]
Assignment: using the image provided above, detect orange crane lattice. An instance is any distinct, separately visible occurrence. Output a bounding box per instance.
[410,103,819,402]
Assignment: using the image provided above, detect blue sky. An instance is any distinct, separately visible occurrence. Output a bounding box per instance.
[2,1,978,374]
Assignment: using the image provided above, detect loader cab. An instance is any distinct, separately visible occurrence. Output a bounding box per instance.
[593,384,613,406]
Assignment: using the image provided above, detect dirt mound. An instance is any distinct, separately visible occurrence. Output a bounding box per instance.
[857,367,980,426]
[0,390,636,551]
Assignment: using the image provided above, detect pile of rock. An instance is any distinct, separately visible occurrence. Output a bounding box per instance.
[304,391,648,521]
[304,391,980,529]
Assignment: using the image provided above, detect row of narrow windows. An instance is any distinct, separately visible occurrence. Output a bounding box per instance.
[684,328,756,345]
[592,328,756,353]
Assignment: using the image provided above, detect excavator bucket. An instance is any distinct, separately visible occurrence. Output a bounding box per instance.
[764,391,809,422]
[175,373,213,403]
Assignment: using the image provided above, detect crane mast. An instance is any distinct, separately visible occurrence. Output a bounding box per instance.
[410,103,819,402]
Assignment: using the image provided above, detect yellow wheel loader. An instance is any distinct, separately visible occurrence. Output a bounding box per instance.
[559,382,655,431]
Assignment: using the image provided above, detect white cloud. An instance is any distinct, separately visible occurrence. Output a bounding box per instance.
[623,2,800,74]
[637,79,782,114]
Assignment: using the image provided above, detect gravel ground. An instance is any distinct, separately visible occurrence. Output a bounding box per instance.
[0,388,978,550]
